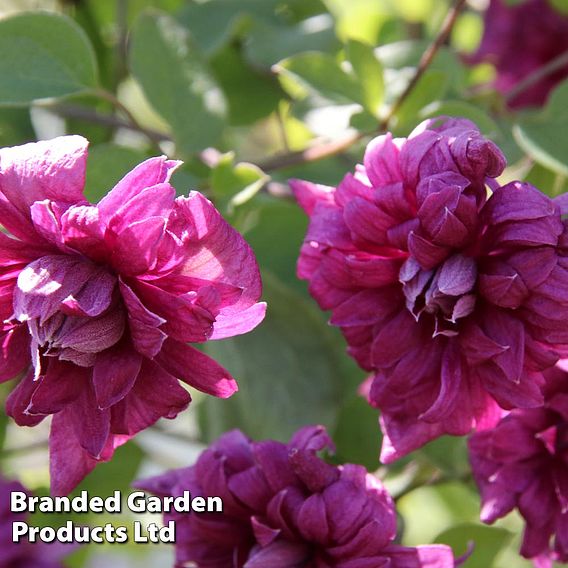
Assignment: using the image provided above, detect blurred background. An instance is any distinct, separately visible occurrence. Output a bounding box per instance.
[1,0,567,565]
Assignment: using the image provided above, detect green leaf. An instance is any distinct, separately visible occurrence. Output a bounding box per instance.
[245,16,340,69]
[322,0,392,45]
[376,40,465,103]
[276,52,362,104]
[435,523,512,568]
[242,196,308,289]
[210,152,270,214]
[514,80,568,177]
[210,44,284,126]
[0,412,7,452]
[550,0,568,14]
[419,435,471,477]
[84,143,148,203]
[395,70,449,130]
[177,0,282,55]
[199,272,347,443]
[129,11,226,155]
[0,12,97,105]
[0,108,35,146]
[333,394,380,470]
[420,101,499,137]
[524,163,568,197]
[345,40,384,117]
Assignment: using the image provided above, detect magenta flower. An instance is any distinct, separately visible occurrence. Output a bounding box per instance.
[138,425,455,568]
[1,476,74,567]
[468,362,568,566]
[0,136,266,495]
[291,117,568,463]
[470,0,568,108]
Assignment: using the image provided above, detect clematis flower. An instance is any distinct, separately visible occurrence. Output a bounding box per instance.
[470,0,568,108]
[468,361,568,566]
[291,116,568,463]
[0,136,266,495]
[137,425,455,568]
[0,476,74,567]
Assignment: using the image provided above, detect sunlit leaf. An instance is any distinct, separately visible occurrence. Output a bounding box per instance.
[0,12,97,105]
[129,11,227,155]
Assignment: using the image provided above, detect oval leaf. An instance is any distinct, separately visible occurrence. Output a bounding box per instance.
[129,11,227,154]
[0,12,97,105]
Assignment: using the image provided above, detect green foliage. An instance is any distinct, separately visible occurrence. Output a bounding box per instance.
[0,108,34,147]
[245,16,340,68]
[210,44,285,126]
[524,162,568,197]
[0,12,97,105]
[277,52,363,104]
[332,394,381,470]
[210,152,270,214]
[550,0,568,14]
[345,40,385,117]
[0,1,567,566]
[514,80,568,177]
[435,524,512,568]
[129,11,226,155]
[200,272,349,442]
[84,143,148,203]
[395,70,449,131]
[421,101,499,136]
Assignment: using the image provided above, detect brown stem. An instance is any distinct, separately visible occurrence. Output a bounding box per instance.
[44,103,170,143]
[379,0,467,129]
[258,0,468,173]
[90,88,146,135]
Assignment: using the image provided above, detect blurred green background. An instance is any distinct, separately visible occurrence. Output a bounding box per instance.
[1,0,567,565]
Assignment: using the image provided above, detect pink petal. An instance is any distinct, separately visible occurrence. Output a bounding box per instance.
[110,359,191,436]
[119,279,166,358]
[210,302,267,340]
[27,360,87,415]
[0,135,88,240]
[107,183,175,235]
[5,370,45,426]
[169,192,263,316]
[109,216,166,275]
[93,341,142,409]
[155,337,237,398]
[60,204,106,259]
[289,178,335,215]
[97,156,180,222]
[0,325,30,383]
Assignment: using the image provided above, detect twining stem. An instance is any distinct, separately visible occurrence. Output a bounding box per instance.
[89,88,164,153]
[505,48,568,104]
[89,88,145,135]
[45,0,467,173]
[258,0,468,172]
[46,103,169,143]
[379,0,467,130]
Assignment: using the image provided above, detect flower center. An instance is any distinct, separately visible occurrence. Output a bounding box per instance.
[400,253,477,337]
[13,255,124,374]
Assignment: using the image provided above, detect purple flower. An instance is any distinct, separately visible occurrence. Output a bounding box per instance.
[0,136,266,495]
[468,361,568,566]
[0,476,74,567]
[291,117,568,463]
[471,0,568,108]
[138,426,455,568]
